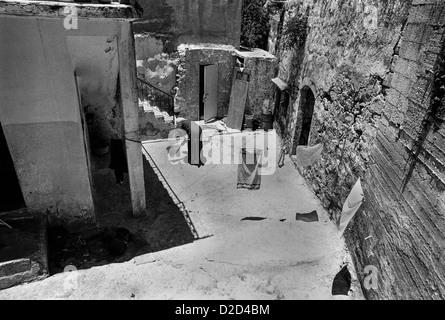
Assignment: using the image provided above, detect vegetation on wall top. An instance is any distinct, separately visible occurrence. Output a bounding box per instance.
[241,0,271,50]
[281,13,308,51]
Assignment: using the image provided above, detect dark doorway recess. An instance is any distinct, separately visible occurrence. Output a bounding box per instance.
[0,123,26,213]
[274,87,290,136]
[292,87,315,154]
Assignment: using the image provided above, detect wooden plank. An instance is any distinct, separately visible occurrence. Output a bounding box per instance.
[226,79,249,130]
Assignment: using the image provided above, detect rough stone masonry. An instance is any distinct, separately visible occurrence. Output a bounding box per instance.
[270,0,445,299]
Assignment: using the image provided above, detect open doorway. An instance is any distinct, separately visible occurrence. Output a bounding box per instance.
[0,123,26,213]
[292,86,315,154]
[273,87,290,135]
[199,64,218,121]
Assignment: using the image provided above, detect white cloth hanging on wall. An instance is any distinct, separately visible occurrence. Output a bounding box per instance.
[295,143,323,167]
[339,178,364,236]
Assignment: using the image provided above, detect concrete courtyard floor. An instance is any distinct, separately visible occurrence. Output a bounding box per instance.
[0,133,364,300]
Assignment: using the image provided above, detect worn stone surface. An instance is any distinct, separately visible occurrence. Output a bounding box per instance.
[270,0,445,299]
[0,146,364,300]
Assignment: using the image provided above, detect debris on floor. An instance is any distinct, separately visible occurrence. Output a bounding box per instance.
[102,227,133,256]
[296,210,319,223]
[240,217,267,221]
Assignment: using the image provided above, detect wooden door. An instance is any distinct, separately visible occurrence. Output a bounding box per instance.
[203,64,218,122]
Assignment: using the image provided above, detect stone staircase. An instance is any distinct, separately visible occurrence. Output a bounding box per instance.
[137,77,187,140]
[139,99,186,126]
[138,99,187,140]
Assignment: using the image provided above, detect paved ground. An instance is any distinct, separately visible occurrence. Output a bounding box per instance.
[0,132,364,300]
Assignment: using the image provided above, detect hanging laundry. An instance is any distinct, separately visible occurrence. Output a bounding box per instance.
[295,143,323,168]
[339,178,364,236]
[278,147,286,168]
[237,149,262,190]
[331,265,352,296]
[109,138,128,184]
[295,210,319,223]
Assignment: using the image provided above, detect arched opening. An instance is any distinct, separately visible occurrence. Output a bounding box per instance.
[292,86,315,155]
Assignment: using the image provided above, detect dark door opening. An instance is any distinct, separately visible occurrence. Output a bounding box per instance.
[0,123,26,213]
[292,87,315,154]
[274,87,290,136]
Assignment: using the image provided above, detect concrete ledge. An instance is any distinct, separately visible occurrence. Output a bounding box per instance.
[0,0,139,19]
[0,259,31,278]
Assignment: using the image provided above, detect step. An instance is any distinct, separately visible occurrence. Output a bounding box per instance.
[0,209,49,290]
[139,101,181,127]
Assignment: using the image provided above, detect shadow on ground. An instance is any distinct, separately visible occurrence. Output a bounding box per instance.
[47,148,195,275]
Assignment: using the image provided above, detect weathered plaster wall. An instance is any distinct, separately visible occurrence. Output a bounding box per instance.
[66,36,124,141]
[0,13,142,224]
[176,44,236,120]
[271,0,445,299]
[0,16,95,225]
[236,49,278,118]
[135,33,169,60]
[134,0,242,47]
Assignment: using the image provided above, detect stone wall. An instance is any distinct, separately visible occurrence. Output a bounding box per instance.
[348,0,445,300]
[135,33,179,96]
[236,49,278,118]
[175,44,236,120]
[270,0,445,299]
[134,0,242,48]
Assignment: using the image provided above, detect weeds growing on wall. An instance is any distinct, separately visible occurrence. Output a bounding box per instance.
[241,0,271,50]
[281,13,308,51]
